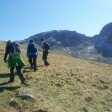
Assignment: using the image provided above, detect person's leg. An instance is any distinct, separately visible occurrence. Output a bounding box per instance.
[33,56,37,71]
[42,51,46,65]
[9,67,15,82]
[42,51,49,66]
[28,56,33,69]
[46,51,50,66]
[16,66,25,84]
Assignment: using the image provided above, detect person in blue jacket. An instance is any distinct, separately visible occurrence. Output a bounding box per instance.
[27,40,38,71]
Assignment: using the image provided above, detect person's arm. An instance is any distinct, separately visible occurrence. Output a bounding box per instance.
[4,46,9,62]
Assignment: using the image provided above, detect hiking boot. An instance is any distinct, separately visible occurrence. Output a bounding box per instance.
[8,80,14,83]
[45,63,50,66]
[21,78,25,83]
[21,81,29,86]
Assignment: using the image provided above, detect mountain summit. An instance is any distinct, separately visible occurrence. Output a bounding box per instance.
[100,22,112,37]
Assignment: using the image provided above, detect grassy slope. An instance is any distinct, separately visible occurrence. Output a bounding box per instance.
[0,42,112,112]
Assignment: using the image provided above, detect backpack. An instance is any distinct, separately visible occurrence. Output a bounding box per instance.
[9,42,21,58]
[28,43,37,53]
[43,42,50,50]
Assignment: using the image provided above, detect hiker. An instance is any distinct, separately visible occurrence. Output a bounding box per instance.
[41,39,50,66]
[4,40,26,84]
[27,39,38,71]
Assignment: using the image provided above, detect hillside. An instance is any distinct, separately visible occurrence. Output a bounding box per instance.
[0,43,112,112]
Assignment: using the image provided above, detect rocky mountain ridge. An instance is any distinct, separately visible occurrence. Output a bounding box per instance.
[20,22,112,62]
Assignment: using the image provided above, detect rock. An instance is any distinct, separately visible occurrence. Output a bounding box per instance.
[16,93,34,100]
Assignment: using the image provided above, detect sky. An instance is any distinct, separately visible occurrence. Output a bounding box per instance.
[0,0,112,41]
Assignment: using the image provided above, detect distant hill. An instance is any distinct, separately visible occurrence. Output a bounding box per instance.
[20,30,94,58]
[21,30,90,48]
[20,22,112,63]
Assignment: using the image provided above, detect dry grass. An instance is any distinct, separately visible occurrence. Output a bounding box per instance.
[0,42,112,112]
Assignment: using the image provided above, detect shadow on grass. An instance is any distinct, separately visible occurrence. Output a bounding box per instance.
[23,66,30,70]
[0,84,20,93]
[23,69,31,73]
[0,73,10,78]
[24,65,44,70]
[0,81,11,86]
[23,65,44,73]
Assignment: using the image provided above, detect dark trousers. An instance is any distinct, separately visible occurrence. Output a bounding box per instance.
[10,67,25,82]
[28,56,37,71]
[42,51,49,65]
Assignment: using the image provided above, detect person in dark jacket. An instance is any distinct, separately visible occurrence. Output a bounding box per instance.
[41,39,50,66]
[27,40,38,71]
[4,40,26,84]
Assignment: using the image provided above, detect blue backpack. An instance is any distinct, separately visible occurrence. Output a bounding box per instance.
[28,43,37,53]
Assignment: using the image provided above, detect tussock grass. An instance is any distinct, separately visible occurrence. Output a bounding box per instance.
[0,42,112,112]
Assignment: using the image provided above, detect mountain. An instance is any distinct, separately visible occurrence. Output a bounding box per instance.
[21,22,112,63]
[21,30,94,57]
[94,22,112,57]
[21,30,90,48]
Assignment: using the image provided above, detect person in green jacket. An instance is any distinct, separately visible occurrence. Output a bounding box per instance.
[4,40,26,84]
